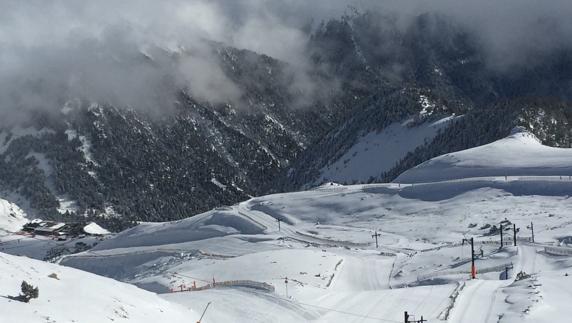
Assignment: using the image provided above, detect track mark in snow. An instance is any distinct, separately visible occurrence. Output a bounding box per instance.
[330,256,393,291]
[448,280,506,323]
[517,245,539,275]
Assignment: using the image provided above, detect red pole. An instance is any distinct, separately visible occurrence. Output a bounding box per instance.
[470,237,476,279]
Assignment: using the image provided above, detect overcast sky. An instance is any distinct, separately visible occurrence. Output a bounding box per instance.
[1,0,571,123]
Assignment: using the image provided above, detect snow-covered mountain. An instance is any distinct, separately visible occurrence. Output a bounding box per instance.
[0,46,337,228]
[284,12,572,190]
[286,98,572,190]
[3,5,572,323]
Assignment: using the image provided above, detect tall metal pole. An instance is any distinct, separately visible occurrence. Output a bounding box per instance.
[500,223,503,248]
[462,237,477,279]
[513,223,517,247]
[530,221,534,243]
[470,237,476,279]
[372,230,381,248]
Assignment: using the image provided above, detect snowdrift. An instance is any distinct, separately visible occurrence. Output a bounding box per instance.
[396,128,572,183]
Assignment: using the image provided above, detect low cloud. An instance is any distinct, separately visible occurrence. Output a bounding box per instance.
[0,0,320,122]
[0,0,571,124]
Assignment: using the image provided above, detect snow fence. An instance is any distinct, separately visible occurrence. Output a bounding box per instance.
[173,280,275,293]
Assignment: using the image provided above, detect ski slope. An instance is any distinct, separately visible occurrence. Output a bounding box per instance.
[448,280,507,323]
[396,127,572,183]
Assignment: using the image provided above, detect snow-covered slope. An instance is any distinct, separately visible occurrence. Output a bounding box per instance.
[51,175,572,322]
[0,198,27,234]
[0,252,198,323]
[396,127,572,183]
[317,116,458,184]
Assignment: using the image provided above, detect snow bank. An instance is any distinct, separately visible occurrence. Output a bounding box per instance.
[396,128,572,183]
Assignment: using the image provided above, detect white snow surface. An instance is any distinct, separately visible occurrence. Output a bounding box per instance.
[318,116,458,184]
[396,128,572,183]
[0,252,199,323]
[0,199,27,234]
[57,175,572,322]
[83,222,110,235]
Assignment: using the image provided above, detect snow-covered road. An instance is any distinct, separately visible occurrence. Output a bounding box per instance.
[516,244,540,274]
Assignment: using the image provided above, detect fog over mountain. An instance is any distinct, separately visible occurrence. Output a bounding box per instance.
[1,0,572,124]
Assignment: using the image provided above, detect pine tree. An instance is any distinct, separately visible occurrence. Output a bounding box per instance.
[20,281,39,303]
